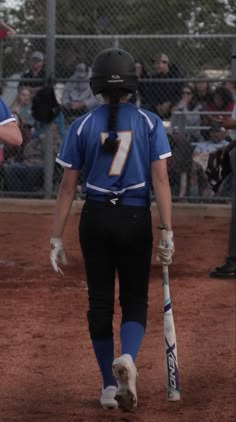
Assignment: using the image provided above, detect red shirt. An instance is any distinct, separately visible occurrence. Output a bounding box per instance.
[207,101,234,114]
[0,29,7,40]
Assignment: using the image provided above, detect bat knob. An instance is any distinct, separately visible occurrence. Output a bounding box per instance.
[168,391,181,401]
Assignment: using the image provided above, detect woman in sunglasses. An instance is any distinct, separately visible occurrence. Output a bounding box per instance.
[171,84,203,143]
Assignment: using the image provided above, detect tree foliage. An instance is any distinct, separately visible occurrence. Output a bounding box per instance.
[2,0,235,35]
[1,0,235,78]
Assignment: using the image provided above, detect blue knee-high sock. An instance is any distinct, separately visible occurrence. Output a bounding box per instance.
[120,321,145,361]
[92,339,117,389]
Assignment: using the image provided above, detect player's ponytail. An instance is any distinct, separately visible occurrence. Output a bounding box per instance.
[102,93,120,154]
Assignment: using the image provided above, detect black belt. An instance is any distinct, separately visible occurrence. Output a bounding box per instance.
[86,194,150,207]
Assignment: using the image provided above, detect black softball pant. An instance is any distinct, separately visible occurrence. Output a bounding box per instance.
[79,200,153,340]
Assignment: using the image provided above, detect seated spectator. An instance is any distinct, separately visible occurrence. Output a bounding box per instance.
[193,74,214,110]
[62,63,98,123]
[223,79,236,104]
[148,53,184,119]
[18,51,46,97]
[192,123,230,196]
[205,86,234,126]
[168,124,230,199]
[11,87,34,131]
[193,75,214,140]
[171,84,203,143]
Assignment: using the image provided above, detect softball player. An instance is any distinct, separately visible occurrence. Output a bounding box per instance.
[0,97,22,146]
[50,48,174,411]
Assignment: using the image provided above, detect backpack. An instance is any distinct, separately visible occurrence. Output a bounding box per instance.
[31,79,61,124]
[205,148,232,193]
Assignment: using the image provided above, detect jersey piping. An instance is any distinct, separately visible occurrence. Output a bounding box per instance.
[77,113,92,135]
[0,117,16,125]
[137,109,154,130]
[86,181,145,195]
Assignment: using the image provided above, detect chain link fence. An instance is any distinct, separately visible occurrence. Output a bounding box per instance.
[0,0,235,200]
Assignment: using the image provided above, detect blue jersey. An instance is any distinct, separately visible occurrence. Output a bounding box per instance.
[56,103,171,200]
[0,97,16,125]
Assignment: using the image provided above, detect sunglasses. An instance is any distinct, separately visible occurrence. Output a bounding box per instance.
[31,58,43,63]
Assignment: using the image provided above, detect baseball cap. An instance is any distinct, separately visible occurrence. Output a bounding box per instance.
[152,53,169,63]
[31,51,44,62]
[209,123,226,132]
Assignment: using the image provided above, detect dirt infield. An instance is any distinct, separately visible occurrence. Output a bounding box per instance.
[0,209,235,422]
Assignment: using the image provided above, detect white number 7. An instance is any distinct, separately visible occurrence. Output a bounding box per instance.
[101,131,132,176]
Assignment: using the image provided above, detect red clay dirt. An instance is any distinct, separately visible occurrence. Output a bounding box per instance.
[0,210,235,422]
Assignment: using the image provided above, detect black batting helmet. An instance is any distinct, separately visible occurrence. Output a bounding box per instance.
[90,48,137,95]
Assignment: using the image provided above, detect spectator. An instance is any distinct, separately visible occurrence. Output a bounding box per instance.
[193,74,214,109]
[0,19,16,39]
[182,123,231,198]
[192,123,230,172]
[223,79,236,104]
[62,62,98,123]
[193,75,214,140]
[132,59,151,107]
[11,87,34,129]
[206,86,234,126]
[148,52,183,119]
[18,51,46,97]
[171,84,203,143]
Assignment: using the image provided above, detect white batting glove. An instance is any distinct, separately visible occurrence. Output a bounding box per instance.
[157,230,175,266]
[50,237,68,275]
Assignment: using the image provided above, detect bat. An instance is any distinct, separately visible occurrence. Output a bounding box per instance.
[159,224,180,401]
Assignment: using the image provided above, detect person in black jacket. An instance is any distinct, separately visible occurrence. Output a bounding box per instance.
[18,51,45,97]
[148,53,184,119]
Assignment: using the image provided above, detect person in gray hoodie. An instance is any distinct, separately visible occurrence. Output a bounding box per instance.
[62,63,98,123]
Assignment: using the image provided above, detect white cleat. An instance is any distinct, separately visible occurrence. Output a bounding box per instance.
[112,354,137,411]
[100,385,118,409]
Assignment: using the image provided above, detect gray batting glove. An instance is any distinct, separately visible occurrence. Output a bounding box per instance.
[157,230,175,266]
[50,237,68,275]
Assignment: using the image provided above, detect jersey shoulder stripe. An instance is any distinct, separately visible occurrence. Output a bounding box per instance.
[76,113,92,135]
[137,109,154,130]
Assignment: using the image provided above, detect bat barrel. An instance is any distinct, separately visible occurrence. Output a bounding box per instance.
[159,226,181,401]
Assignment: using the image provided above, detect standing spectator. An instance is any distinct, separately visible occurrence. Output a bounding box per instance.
[18,51,45,97]
[0,19,16,39]
[209,105,236,278]
[148,53,183,119]
[171,84,203,143]
[132,59,151,107]
[62,62,98,124]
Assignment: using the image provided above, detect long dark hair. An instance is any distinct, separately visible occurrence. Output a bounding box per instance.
[102,90,124,154]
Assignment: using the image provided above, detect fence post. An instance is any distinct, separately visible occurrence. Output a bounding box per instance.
[43,124,54,198]
[232,37,236,79]
[44,0,56,199]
